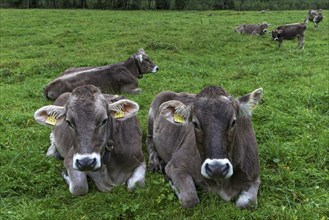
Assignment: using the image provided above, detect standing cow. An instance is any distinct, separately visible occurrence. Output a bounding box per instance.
[43,48,159,100]
[235,22,271,36]
[34,85,145,195]
[146,86,263,209]
[272,23,307,49]
[306,9,324,30]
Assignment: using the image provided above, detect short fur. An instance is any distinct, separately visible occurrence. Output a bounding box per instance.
[307,9,324,30]
[43,49,159,100]
[235,22,270,36]
[272,23,307,49]
[35,85,145,195]
[146,86,263,209]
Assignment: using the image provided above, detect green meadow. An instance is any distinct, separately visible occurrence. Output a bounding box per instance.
[0,9,328,219]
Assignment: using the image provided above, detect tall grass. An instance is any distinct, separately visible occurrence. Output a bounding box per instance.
[0,9,328,219]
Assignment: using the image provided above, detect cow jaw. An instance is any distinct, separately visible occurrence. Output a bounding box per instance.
[73,152,101,172]
[201,158,233,179]
[152,65,159,73]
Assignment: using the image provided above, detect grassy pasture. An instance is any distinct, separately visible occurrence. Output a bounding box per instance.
[0,9,328,219]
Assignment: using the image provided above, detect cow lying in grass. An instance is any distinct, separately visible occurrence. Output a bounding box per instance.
[35,85,145,195]
[43,48,159,100]
[235,22,270,36]
[146,86,263,209]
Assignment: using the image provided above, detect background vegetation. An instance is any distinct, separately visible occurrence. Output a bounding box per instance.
[1,9,328,219]
[1,0,328,10]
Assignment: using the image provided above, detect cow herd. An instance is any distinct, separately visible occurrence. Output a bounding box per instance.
[235,9,324,49]
[33,9,323,210]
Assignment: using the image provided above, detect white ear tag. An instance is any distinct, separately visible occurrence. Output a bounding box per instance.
[45,116,57,125]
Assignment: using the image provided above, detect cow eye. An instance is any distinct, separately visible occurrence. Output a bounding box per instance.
[66,119,75,129]
[231,119,236,129]
[99,118,108,127]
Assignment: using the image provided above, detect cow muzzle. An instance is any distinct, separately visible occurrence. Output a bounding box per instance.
[73,153,101,172]
[152,66,159,73]
[201,158,233,179]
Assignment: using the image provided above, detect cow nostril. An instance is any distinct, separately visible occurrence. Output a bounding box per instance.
[76,158,97,171]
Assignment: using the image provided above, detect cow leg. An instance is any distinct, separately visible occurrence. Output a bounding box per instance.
[63,151,89,195]
[165,162,199,208]
[127,162,146,190]
[146,116,160,172]
[278,40,283,48]
[62,169,88,196]
[235,177,260,209]
[46,131,56,157]
[121,85,142,94]
[298,36,305,49]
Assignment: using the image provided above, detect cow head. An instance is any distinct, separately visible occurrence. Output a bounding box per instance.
[34,85,139,172]
[134,48,159,77]
[260,22,271,34]
[272,29,283,41]
[159,86,263,180]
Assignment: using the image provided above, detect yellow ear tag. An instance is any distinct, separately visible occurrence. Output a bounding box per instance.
[174,114,185,124]
[45,116,57,125]
[114,111,125,119]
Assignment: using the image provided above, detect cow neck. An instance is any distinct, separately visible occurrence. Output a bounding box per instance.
[133,56,142,77]
[102,121,115,164]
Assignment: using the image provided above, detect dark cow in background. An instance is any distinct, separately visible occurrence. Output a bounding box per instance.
[146,86,263,209]
[235,22,271,36]
[306,9,324,30]
[272,23,307,49]
[43,49,159,100]
[35,85,145,195]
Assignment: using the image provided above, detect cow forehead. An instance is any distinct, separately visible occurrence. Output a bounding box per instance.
[67,92,107,117]
[193,96,236,119]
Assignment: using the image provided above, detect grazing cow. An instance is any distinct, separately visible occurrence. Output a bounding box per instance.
[235,22,270,36]
[43,48,159,100]
[146,86,263,209]
[34,85,145,195]
[306,9,324,30]
[272,23,307,49]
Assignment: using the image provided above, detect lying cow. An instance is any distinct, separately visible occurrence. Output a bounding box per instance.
[146,86,263,209]
[43,48,159,100]
[306,9,324,30]
[235,22,270,36]
[272,23,307,49]
[35,85,145,195]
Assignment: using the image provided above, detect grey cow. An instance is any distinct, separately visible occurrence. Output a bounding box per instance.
[235,22,270,35]
[35,85,145,195]
[272,23,307,49]
[306,9,324,30]
[43,48,159,100]
[146,86,263,209]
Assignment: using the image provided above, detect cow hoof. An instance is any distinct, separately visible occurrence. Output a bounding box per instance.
[181,197,200,208]
[236,192,257,209]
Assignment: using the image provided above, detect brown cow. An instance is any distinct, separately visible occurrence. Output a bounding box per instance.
[35,85,145,195]
[43,48,159,100]
[146,86,263,209]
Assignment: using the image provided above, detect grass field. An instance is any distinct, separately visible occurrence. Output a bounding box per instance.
[0,9,328,219]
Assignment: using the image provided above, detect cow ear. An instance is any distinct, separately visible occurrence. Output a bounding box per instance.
[34,105,65,127]
[238,88,263,117]
[159,100,190,125]
[278,29,283,34]
[135,54,143,63]
[108,99,139,121]
[138,48,145,54]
